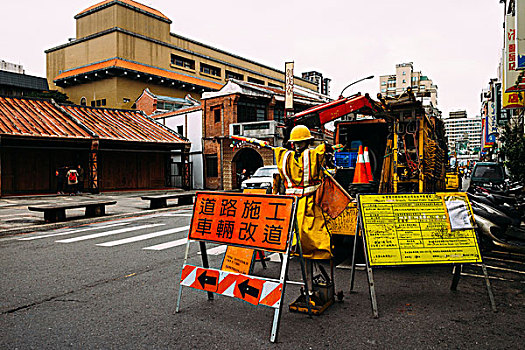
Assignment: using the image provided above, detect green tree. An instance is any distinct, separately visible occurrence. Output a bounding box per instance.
[27,90,72,104]
[501,121,525,183]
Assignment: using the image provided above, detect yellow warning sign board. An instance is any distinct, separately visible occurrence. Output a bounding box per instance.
[222,246,254,274]
[359,193,482,266]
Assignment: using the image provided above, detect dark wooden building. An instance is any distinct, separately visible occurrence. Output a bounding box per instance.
[0,96,189,196]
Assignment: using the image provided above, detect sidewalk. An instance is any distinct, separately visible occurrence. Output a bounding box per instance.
[0,189,196,237]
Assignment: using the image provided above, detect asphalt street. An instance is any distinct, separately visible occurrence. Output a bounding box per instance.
[1,205,524,349]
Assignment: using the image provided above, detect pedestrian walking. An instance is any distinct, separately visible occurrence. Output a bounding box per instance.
[66,166,79,195]
[76,164,84,194]
[56,166,67,194]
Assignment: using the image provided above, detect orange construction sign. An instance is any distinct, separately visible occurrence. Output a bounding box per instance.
[188,192,296,252]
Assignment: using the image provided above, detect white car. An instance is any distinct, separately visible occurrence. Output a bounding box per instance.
[241,165,279,193]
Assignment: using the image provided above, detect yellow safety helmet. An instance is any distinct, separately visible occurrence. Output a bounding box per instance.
[288,125,313,142]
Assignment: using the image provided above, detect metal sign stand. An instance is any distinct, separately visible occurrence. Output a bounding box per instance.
[175,198,311,343]
[349,195,497,318]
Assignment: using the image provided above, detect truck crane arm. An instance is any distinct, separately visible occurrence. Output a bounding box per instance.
[289,93,385,127]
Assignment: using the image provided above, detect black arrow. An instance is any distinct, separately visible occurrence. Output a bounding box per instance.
[197,271,217,289]
[237,279,260,299]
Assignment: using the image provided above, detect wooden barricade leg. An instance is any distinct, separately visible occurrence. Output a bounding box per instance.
[359,215,379,318]
[294,219,312,318]
[175,237,192,313]
[199,241,214,301]
[349,222,361,292]
[271,213,306,342]
[450,264,462,291]
[480,263,497,312]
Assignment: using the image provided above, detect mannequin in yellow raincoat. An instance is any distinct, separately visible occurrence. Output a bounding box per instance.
[274,125,331,298]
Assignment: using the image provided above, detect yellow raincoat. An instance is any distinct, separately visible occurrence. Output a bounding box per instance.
[274,143,331,260]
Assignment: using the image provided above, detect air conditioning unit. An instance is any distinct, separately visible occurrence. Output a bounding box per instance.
[229,120,278,138]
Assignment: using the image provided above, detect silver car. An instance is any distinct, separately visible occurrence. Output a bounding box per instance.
[241,165,279,193]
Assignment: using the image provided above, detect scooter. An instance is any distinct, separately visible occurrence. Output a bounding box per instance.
[468,190,525,253]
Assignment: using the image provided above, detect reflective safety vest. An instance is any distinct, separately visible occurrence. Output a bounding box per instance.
[280,149,321,197]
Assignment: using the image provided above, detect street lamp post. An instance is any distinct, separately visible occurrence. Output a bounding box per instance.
[339,75,374,98]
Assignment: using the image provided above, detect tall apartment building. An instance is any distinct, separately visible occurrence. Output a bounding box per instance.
[379,62,438,107]
[46,0,321,109]
[302,71,331,96]
[443,110,482,162]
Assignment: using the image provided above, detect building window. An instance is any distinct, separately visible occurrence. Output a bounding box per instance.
[247,77,264,85]
[80,97,87,106]
[225,70,244,80]
[268,82,283,89]
[402,79,406,83]
[171,54,195,70]
[205,155,218,177]
[158,102,175,111]
[201,63,221,77]
[237,101,266,122]
[177,125,183,135]
[381,81,386,86]
[274,106,285,123]
[213,108,221,123]
[123,98,130,103]
[91,99,106,107]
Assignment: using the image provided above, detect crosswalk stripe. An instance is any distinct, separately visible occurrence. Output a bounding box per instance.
[56,223,165,243]
[96,225,190,247]
[203,245,228,255]
[18,222,129,241]
[143,237,188,251]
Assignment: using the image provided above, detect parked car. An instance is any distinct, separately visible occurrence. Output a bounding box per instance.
[241,165,279,193]
[469,162,506,189]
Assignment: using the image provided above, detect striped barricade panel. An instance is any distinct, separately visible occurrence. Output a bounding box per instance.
[181,265,283,308]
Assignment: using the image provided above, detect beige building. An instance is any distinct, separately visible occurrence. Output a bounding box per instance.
[46,0,320,109]
[379,62,438,108]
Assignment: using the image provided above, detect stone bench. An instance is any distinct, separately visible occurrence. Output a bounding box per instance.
[28,200,117,223]
[141,193,195,209]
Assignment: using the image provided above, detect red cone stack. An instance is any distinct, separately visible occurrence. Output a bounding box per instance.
[363,146,373,182]
[352,146,368,184]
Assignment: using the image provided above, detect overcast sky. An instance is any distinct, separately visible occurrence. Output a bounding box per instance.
[0,0,504,117]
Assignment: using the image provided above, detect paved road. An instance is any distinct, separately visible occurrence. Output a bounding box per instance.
[1,208,524,349]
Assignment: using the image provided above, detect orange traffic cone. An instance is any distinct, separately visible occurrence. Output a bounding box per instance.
[352,146,368,184]
[363,146,373,182]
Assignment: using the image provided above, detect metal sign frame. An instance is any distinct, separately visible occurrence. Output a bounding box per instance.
[349,193,496,318]
[176,191,311,343]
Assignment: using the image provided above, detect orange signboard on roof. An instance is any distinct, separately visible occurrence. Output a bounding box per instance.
[188,192,296,252]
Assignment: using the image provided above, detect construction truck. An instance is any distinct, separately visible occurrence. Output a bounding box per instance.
[288,88,449,195]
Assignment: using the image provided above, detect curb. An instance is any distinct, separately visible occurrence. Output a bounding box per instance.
[1,205,193,238]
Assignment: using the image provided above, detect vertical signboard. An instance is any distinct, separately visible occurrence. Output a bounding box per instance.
[285,62,294,111]
[504,7,525,109]
[516,0,525,70]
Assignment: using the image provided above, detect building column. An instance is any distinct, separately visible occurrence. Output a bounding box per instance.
[89,140,99,194]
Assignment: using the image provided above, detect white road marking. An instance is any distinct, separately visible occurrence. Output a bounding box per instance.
[18,222,129,241]
[56,223,165,243]
[96,225,190,247]
[143,237,188,251]
[202,245,227,255]
[159,213,193,217]
[268,253,281,262]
